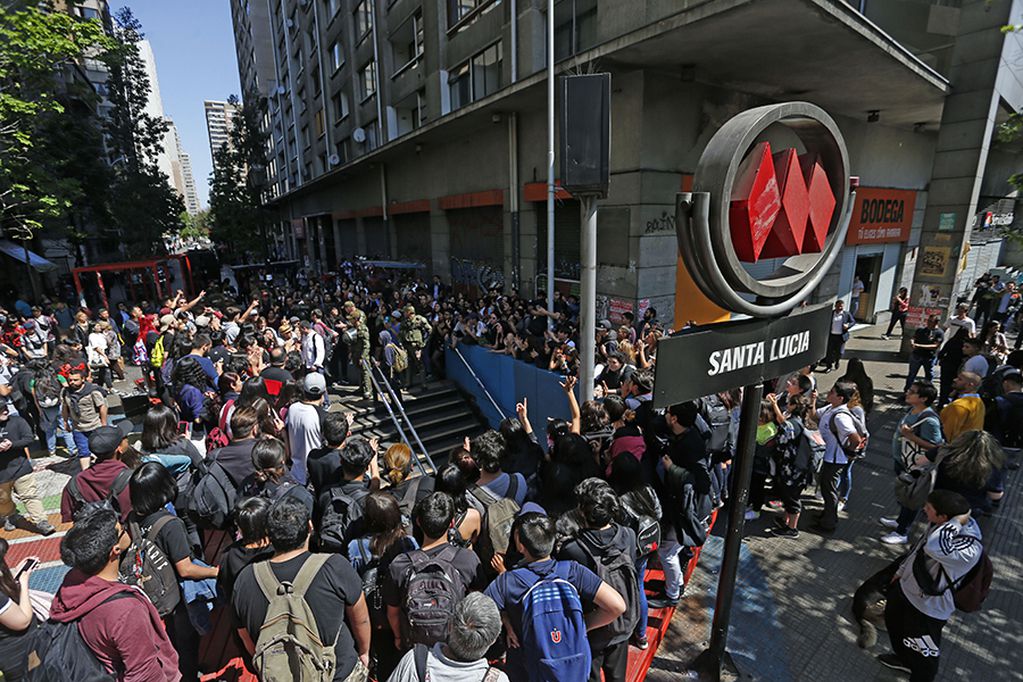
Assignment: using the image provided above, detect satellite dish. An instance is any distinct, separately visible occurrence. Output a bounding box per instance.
[329,153,340,166]
[353,127,367,143]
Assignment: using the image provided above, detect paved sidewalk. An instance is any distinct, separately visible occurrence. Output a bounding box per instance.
[650,323,1023,681]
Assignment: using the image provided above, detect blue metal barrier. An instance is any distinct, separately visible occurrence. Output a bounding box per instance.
[445,345,575,432]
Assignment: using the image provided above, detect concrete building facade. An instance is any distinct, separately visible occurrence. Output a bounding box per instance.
[227,0,1023,326]
[205,99,241,170]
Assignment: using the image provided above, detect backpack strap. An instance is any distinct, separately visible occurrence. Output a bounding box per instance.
[482,667,501,682]
[66,474,85,510]
[413,643,430,682]
[253,560,282,603]
[291,553,331,597]
[506,474,520,502]
[110,467,133,499]
[469,483,500,508]
[400,476,422,509]
[144,514,176,541]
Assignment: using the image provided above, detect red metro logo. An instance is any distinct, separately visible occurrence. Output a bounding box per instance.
[677,101,853,317]
[730,143,836,262]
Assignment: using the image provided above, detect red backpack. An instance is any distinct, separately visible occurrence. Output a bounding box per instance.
[205,399,234,452]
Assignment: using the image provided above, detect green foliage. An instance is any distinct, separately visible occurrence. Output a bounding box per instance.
[208,93,271,259]
[181,208,211,239]
[0,2,114,239]
[102,7,184,257]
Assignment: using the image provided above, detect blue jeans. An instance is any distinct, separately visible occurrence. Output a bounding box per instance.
[45,417,77,455]
[838,460,854,501]
[904,354,935,391]
[635,554,649,638]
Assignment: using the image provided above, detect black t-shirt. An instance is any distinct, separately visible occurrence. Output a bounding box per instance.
[232,552,363,681]
[382,543,487,608]
[208,345,231,367]
[216,542,275,604]
[137,510,191,601]
[0,592,35,681]
[259,366,294,385]
[558,524,638,571]
[527,300,548,336]
[912,327,944,359]
[207,439,258,485]
[307,446,342,497]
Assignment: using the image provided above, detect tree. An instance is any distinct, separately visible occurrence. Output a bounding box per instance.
[181,208,211,240]
[102,7,184,258]
[0,3,113,242]
[208,93,271,259]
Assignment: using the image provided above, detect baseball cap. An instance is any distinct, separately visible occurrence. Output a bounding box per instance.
[194,315,211,327]
[598,319,612,330]
[87,420,134,457]
[159,314,176,330]
[303,372,326,397]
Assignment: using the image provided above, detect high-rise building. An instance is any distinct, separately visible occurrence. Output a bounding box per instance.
[166,119,202,215]
[227,0,1023,326]
[205,99,241,170]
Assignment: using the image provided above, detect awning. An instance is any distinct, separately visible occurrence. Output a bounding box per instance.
[0,240,57,273]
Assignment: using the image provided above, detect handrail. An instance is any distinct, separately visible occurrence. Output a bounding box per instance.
[452,346,507,421]
[362,359,435,477]
[373,360,436,476]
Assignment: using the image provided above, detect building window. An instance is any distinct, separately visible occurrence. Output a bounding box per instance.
[311,65,321,96]
[390,9,424,75]
[330,40,344,72]
[448,42,502,110]
[447,0,493,29]
[416,88,426,127]
[359,60,377,101]
[354,0,373,43]
[326,0,340,18]
[333,90,349,121]
[336,138,350,164]
[364,118,379,150]
[307,28,317,56]
[301,125,310,148]
[314,109,325,138]
[77,5,101,20]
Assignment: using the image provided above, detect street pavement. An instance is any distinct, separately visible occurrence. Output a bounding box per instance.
[649,320,1023,681]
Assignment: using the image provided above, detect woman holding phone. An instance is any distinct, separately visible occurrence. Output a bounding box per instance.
[0,538,39,681]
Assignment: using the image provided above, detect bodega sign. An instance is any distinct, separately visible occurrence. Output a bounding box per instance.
[846,187,916,245]
[653,304,831,407]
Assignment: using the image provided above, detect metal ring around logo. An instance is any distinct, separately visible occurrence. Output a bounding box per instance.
[681,102,852,318]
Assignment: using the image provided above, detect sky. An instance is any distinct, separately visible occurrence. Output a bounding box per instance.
[114,0,241,208]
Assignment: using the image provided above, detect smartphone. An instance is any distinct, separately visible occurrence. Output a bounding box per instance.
[14,557,39,581]
[177,421,191,438]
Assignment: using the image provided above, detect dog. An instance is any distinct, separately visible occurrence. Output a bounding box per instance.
[852,559,901,648]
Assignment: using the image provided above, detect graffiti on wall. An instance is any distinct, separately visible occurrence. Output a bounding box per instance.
[450,258,505,293]
[645,211,676,234]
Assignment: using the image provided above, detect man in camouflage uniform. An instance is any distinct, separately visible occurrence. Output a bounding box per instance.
[345,308,373,399]
[398,304,432,387]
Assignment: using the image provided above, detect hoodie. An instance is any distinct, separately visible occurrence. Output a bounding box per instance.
[49,570,180,681]
[896,517,984,621]
[60,459,133,523]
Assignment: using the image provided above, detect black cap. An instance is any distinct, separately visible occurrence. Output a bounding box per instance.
[0,398,9,411]
[87,420,134,456]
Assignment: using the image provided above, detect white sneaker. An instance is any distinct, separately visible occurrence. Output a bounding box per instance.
[880,531,909,545]
[879,517,899,530]
[837,500,847,513]
[744,509,761,521]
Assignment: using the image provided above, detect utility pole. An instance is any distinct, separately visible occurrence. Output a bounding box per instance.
[578,196,597,400]
[545,0,555,326]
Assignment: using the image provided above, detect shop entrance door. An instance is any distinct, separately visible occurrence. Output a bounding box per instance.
[854,254,883,322]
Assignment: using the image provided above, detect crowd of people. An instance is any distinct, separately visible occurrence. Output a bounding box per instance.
[0,262,1010,682]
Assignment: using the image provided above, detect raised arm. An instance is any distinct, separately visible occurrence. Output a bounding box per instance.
[561,375,581,434]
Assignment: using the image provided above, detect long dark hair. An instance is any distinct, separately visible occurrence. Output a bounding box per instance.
[141,404,182,452]
[363,492,406,557]
[235,377,271,409]
[172,355,208,390]
[251,436,287,485]
[0,537,19,600]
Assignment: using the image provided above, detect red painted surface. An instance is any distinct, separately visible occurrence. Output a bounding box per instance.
[760,149,810,259]
[438,189,504,210]
[730,142,781,262]
[523,181,573,202]
[801,154,836,253]
[388,199,432,215]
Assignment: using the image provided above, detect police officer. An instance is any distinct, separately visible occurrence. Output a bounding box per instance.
[398,304,432,387]
[346,308,373,400]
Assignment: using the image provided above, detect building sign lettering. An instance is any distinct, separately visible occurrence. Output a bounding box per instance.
[845,187,916,245]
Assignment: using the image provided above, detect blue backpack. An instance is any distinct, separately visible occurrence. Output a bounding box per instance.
[520,562,591,682]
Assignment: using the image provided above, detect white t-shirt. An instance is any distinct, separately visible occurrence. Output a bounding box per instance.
[389,643,510,682]
[946,316,976,339]
[852,279,865,297]
[286,401,322,485]
[831,312,847,335]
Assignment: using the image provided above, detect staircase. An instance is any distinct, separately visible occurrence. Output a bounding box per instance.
[333,380,487,470]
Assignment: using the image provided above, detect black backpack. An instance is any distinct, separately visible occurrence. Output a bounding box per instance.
[317,486,369,553]
[353,540,389,631]
[65,468,133,519]
[402,545,466,646]
[26,592,134,681]
[575,527,641,649]
[412,642,501,682]
[118,516,181,617]
[1000,392,1023,448]
[190,461,239,530]
[698,394,733,456]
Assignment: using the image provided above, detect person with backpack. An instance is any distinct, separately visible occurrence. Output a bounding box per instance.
[286,372,327,486]
[126,462,218,680]
[387,592,509,682]
[232,495,372,682]
[877,490,987,680]
[240,436,314,514]
[316,436,378,553]
[300,319,327,374]
[44,502,180,681]
[608,454,660,650]
[60,363,108,470]
[381,443,435,523]
[348,492,419,680]
[815,381,867,532]
[483,511,626,682]
[879,381,944,546]
[60,421,135,523]
[379,331,409,393]
[557,479,638,682]
[0,398,53,535]
[172,355,215,457]
[31,363,77,459]
[434,462,483,549]
[993,369,1023,455]
[383,492,486,652]
[764,394,820,539]
[308,410,351,497]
